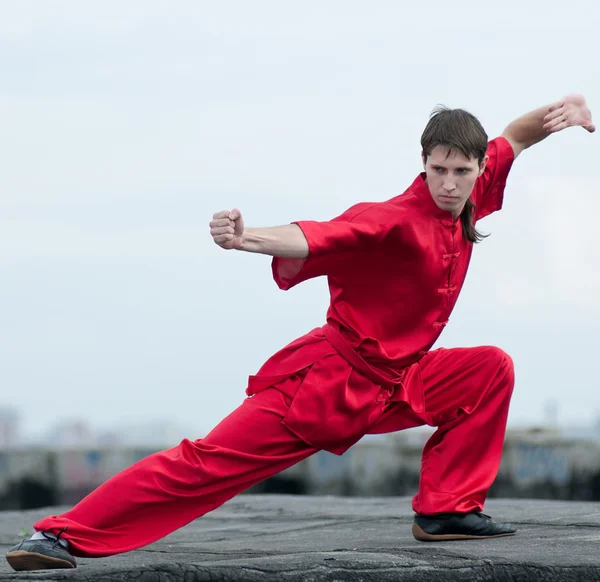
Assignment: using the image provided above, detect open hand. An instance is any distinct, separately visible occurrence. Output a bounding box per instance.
[209,209,245,250]
[543,94,595,134]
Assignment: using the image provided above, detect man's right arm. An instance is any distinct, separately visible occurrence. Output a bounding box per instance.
[209,209,309,258]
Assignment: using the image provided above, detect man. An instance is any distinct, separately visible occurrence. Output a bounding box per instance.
[6,94,595,571]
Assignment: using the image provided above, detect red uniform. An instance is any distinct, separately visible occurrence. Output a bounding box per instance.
[35,137,516,557]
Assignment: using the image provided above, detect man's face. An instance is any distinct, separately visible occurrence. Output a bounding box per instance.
[422,146,488,219]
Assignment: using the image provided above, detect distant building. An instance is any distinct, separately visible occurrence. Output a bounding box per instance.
[47,419,96,448]
[0,408,20,449]
[115,419,199,448]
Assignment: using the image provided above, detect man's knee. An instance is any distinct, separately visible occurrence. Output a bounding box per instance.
[482,346,514,386]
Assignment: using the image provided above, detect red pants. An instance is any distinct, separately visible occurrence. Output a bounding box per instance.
[35,345,514,557]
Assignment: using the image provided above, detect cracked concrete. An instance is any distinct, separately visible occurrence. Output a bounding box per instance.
[1,496,599,581]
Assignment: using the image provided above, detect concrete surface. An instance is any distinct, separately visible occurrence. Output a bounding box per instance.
[1,495,599,581]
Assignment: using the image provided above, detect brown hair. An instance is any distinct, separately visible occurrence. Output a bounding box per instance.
[421,106,489,243]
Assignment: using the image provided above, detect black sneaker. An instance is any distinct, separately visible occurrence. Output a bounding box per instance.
[5,529,76,571]
[412,511,517,542]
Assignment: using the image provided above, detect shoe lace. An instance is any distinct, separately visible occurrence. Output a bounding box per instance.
[473,511,491,519]
[41,526,69,547]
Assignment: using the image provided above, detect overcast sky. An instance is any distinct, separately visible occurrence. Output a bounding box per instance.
[1,0,599,441]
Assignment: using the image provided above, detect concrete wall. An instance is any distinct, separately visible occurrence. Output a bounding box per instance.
[1,431,599,510]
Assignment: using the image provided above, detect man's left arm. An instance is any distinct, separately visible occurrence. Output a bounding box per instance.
[501,94,595,159]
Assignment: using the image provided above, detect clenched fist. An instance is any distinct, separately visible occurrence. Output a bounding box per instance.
[209,209,245,250]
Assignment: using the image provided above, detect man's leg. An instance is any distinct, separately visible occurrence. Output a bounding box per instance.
[369,345,516,540]
[412,345,515,515]
[7,388,317,567]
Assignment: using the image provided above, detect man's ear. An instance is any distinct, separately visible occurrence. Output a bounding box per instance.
[478,155,489,177]
[421,152,427,170]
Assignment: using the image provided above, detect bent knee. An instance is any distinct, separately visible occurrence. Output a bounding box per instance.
[485,346,515,390]
[482,346,514,379]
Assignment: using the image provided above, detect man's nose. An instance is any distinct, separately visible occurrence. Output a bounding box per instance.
[443,180,456,192]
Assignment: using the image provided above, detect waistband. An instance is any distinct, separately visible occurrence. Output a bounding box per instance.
[322,324,405,389]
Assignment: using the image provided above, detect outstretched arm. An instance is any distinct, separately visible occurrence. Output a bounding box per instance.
[210,209,309,258]
[502,94,595,159]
